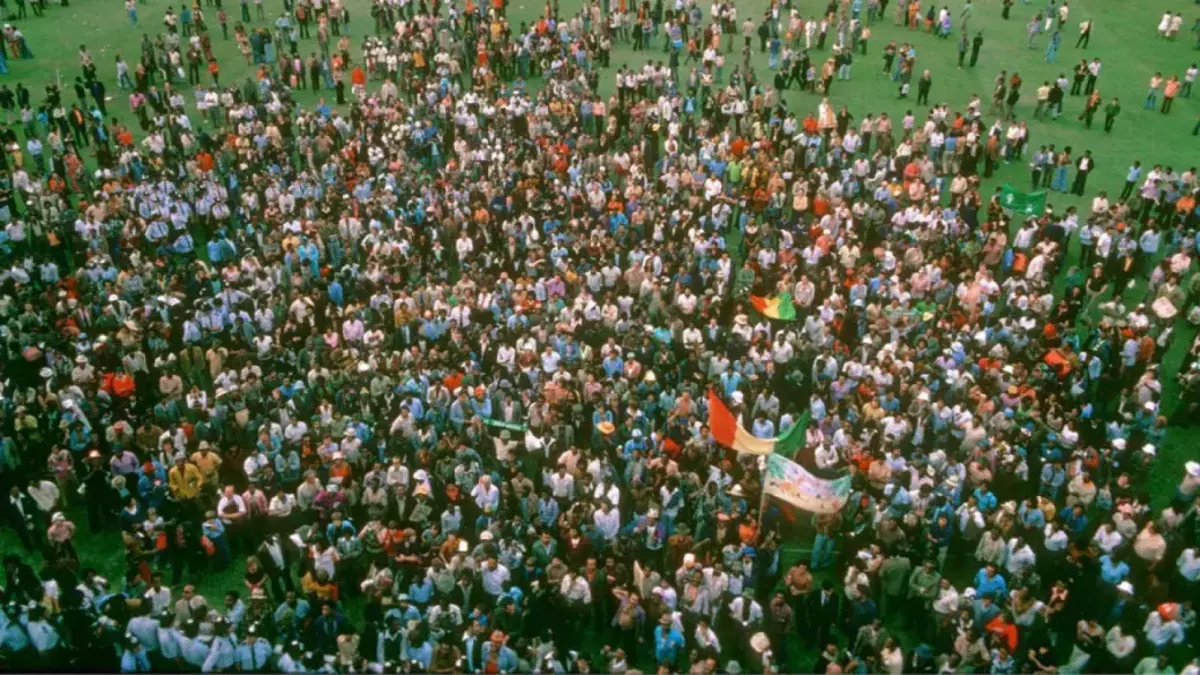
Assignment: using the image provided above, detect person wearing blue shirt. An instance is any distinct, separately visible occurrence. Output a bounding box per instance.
[1061,504,1089,535]
[751,414,775,439]
[974,564,1008,600]
[653,615,685,668]
[479,633,519,672]
[327,279,344,308]
[235,630,273,672]
[120,638,153,673]
[972,484,998,513]
[1099,554,1130,586]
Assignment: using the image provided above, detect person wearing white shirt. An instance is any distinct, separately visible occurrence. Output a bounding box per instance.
[242,450,270,483]
[547,467,575,501]
[1143,610,1186,649]
[652,580,678,611]
[1044,522,1069,553]
[143,580,173,617]
[216,487,247,526]
[1178,548,1200,582]
[26,479,60,514]
[593,502,621,542]
[694,620,721,654]
[932,580,960,616]
[560,573,592,605]
[726,593,763,628]
[470,477,500,513]
[815,445,841,471]
[479,559,510,598]
[594,480,620,506]
[1005,537,1037,576]
[1092,523,1124,554]
[268,492,296,520]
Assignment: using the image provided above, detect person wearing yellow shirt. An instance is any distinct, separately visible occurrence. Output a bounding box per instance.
[168,454,204,516]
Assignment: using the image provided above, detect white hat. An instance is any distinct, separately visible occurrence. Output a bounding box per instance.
[750,632,771,653]
[1112,438,1127,451]
[1116,581,1134,594]
[75,355,88,365]
[1141,444,1157,457]
[1186,461,1200,477]
[479,531,494,541]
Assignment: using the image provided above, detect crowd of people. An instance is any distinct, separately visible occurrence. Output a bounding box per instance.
[3,0,1200,673]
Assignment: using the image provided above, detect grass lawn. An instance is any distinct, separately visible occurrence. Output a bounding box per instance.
[2,0,1200,668]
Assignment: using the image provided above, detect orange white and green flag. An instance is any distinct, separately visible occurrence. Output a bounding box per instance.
[707,389,804,456]
[749,292,797,321]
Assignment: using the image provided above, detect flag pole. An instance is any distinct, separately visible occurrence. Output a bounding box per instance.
[756,454,769,535]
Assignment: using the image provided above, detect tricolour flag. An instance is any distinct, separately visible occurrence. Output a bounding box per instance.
[707,389,804,456]
[998,184,1048,216]
[763,453,852,514]
[749,292,797,320]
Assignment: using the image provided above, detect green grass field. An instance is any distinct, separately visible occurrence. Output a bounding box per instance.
[2,0,1200,668]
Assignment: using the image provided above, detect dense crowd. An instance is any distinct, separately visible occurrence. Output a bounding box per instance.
[3,0,1200,673]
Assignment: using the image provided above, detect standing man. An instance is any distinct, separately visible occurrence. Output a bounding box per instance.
[1072,150,1096,196]
[1030,146,1049,189]
[1076,18,1092,48]
[1103,97,1121,132]
[1033,80,1050,118]
[1084,57,1101,95]
[917,70,933,104]
[969,31,984,67]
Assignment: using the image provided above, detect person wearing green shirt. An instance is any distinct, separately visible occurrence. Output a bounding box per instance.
[878,552,912,619]
[1104,98,1121,133]
[907,560,942,638]
[1133,654,1174,675]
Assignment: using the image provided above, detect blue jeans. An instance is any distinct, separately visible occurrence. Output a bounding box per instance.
[1145,90,1159,108]
[811,533,835,570]
[1052,166,1069,192]
[210,533,230,569]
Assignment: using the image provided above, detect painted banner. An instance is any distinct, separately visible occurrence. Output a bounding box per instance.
[763,453,852,514]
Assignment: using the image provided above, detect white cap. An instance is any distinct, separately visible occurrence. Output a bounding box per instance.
[1116,581,1134,594]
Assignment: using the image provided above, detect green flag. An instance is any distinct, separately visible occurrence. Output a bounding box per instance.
[999,184,1047,216]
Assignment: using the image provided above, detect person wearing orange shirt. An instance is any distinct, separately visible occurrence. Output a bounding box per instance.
[1162,75,1181,113]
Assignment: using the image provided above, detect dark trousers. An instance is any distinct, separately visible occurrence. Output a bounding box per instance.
[1072,172,1089,195]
